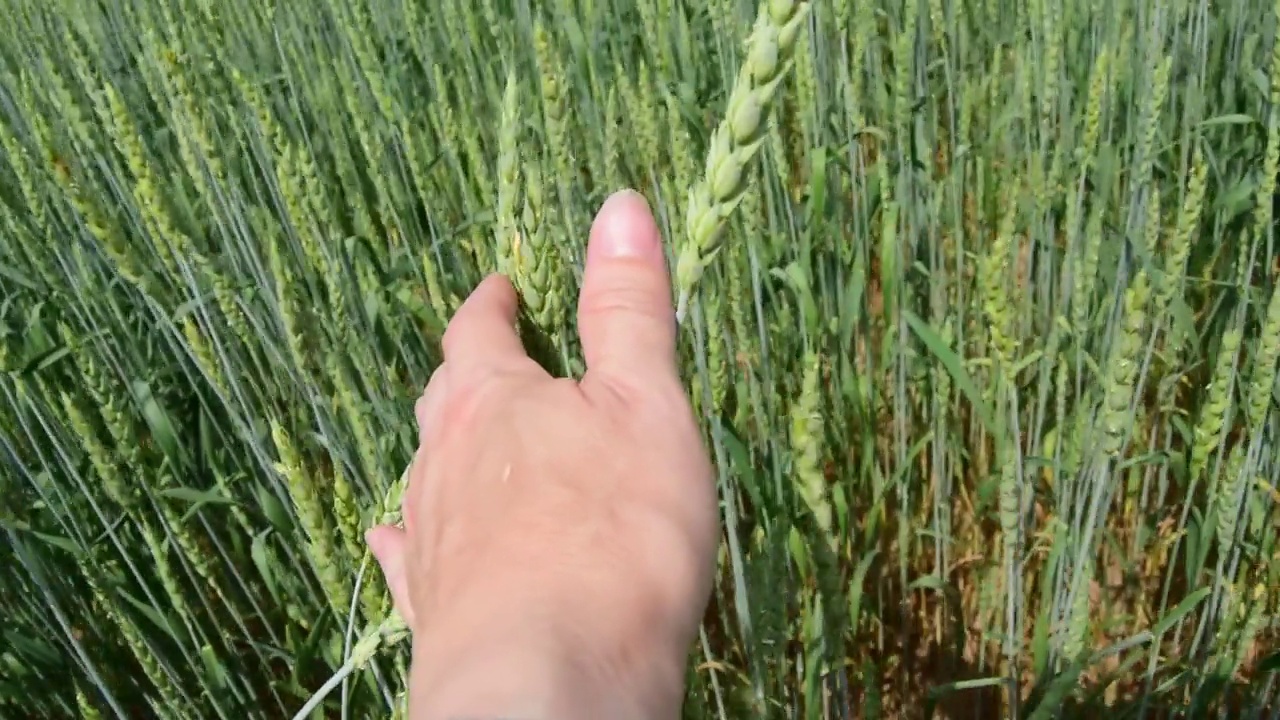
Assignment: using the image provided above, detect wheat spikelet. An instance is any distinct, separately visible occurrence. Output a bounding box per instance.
[89,576,187,711]
[1156,145,1207,315]
[43,124,144,289]
[214,470,256,540]
[1215,444,1244,554]
[534,22,577,227]
[674,0,811,322]
[983,191,1020,383]
[154,463,229,609]
[627,61,662,179]
[791,19,818,177]
[512,153,568,344]
[39,56,96,157]
[325,352,386,489]
[1064,557,1093,661]
[1100,271,1150,457]
[667,91,697,193]
[179,316,228,397]
[602,86,625,191]
[1142,187,1162,263]
[393,113,452,321]
[1132,54,1171,197]
[0,115,49,230]
[1230,584,1268,673]
[1191,328,1241,481]
[59,391,131,508]
[636,0,673,78]
[891,0,918,144]
[137,517,196,623]
[1238,0,1280,284]
[998,448,1023,664]
[336,1,397,125]
[267,229,309,373]
[157,43,225,202]
[56,335,137,508]
[271,421,352,619]
[1077,45,1110,171]
[1246,281,1280,429]
[232,70,324,262]
[1073,202,1106,336]
[331,461,364,567]
[705,291,730,414]
[790,351,832,544]
[1052,354,1070,479]
[1209,581,1253,678]
[271,142,326,274]
[100,81,185,282]
[495,69,524,278]
[1040,1,1062,135]
[209,271,251,348]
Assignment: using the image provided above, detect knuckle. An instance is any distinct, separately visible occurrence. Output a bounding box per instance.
[440,320,466,356]
[442,379,488,428]
[439,371,518,433]
[414,393,432,431]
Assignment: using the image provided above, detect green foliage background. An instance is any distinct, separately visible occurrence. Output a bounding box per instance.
[0,0,1278,717]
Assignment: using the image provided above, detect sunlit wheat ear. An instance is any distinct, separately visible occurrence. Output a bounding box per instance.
[495,68,523,278]
[674,0,811,324]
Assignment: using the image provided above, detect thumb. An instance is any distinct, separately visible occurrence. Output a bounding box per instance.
[577,189,678,390]
[365,525,414,627]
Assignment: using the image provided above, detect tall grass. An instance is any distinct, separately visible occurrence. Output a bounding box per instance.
[0,0,1278,717]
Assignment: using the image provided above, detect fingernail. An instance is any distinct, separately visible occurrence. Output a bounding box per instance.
[590,189,660,262]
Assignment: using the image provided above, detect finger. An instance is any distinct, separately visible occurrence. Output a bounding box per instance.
[401,443,428,533]
[415,364,450,448]
[365,525,414,626]
[577,189,678,387]
[441,274,524,366]
[407,365,449,534]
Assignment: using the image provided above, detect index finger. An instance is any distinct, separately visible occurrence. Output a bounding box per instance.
[441,274,526,365]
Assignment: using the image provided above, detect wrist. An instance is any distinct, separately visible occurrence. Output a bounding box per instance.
[407,588,685,719]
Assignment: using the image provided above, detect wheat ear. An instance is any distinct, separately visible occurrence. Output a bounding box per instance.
[674,0,811,323]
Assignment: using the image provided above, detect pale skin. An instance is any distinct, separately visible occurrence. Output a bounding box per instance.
[365,189,720,719]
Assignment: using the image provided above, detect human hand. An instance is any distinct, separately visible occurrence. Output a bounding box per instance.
[365,189,719,719]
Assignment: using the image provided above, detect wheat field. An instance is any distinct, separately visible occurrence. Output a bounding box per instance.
[0,0,1278,717]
